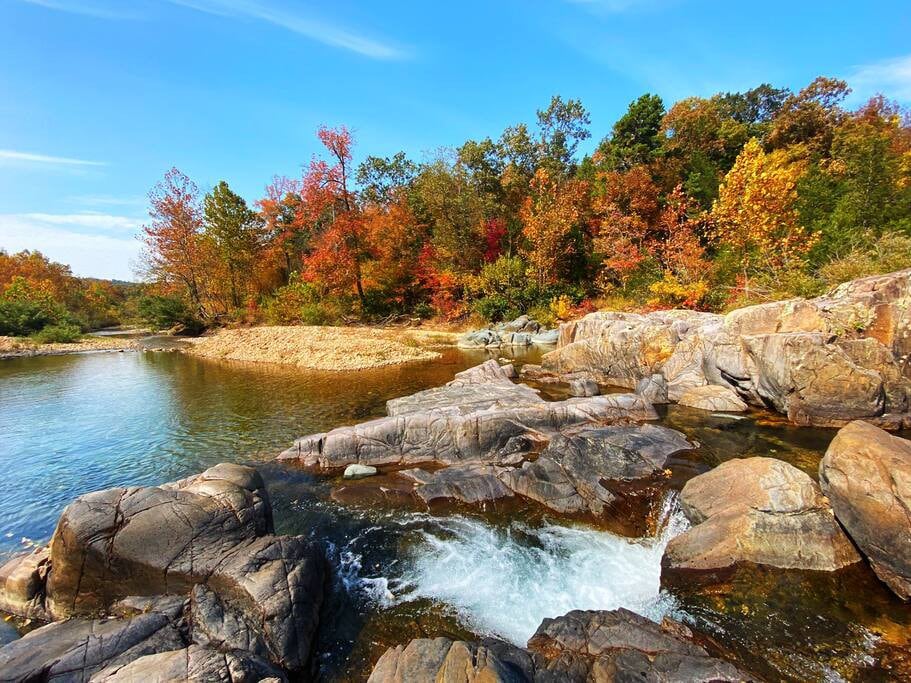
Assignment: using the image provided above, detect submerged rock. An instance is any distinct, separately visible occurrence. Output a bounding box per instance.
[663,457,860,576]
[540,268,911,427]
[678,384,747,412]
[819,420,911,600]
[404,463,515,506]
[367,608,747,682]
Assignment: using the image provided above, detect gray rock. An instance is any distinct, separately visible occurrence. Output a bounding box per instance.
[344,464,378,479]
[501,424,691,517]
[540,268,911,427]
[663,457,860,575]
[412,463,515,505]
[527,608,746,682]
[91,644,285,682]
[678,384,747,412]
[0,600,186,682]
[819,421,911,599]
[457,328,502,349]
[530,329,559,345]
[447,359,517,387]
[567,378,599,397]
[279,394,658,469]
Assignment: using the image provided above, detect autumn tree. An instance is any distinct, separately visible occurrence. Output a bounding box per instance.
[536,96,591,175]
[521,168,589,286]
[299,126,370,307]
[598,94,666,171]
[767,77,850,156]
[712,138,811,274]
[141,168,208,316]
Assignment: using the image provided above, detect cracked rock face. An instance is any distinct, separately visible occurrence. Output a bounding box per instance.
[541,268,911,427]
[367,608,747,682]
[91,644,285,683]
[819,420,911,600]
[663,457,860,575]
[678,384,747,412]
[0,597,187,682]
[501,424,691,521]
[46,462,275,618]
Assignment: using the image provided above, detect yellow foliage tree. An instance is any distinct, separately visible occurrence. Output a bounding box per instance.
[711,138,813,272]
[521,168,589,286]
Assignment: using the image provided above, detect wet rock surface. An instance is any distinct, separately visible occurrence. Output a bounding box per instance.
[0,464,326,679]
[820,420,911,599]
[663,457,860,575]
[542,269,911,427]
[678,384,747,412]
[366,608,747,682]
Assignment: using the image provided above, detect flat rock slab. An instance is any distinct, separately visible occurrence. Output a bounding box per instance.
[280,394,657,469]
[663,457,860,575]
[406,463,515,505]
[91,644,284,682]
[820,420,911,600]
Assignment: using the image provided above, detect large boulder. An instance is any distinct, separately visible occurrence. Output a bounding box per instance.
[501,424,691,530]
[663,457,860,575]
[367,637,531,683]
[527,608,746,682]
[678,384,747,412]
[0,464,326,678]
[91,644,285,683]
[46,463,274,617]
[819,420,911,600]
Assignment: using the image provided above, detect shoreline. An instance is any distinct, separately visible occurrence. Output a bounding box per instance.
[0,336,139,360]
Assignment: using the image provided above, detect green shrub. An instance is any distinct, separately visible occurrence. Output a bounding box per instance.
[137,295,204,334]
[31,322,82,344]
[0,276,70,336]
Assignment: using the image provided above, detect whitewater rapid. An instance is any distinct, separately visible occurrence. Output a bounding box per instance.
[337,495,687,646]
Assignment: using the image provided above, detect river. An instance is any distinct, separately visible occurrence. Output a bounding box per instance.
[1,346,909,680]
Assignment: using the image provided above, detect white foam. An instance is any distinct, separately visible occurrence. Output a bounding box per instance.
[344,496,687,646]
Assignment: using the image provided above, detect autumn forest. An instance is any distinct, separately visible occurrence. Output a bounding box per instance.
[3,76,911,336]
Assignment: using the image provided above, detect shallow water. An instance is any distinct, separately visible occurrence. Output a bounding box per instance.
[1,345,909,681]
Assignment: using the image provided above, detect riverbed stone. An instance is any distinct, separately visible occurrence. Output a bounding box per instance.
[819,420,911,600]
[678,384,747,412]
[344,464,378,479]
[663,457,860,575]
[408,463,515,505]
[367,637,531,683]
[567,377,599,397]
[0,546,50,621]
[635,373,669,404]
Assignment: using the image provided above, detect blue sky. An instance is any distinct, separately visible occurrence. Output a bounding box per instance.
[1,0,910,280]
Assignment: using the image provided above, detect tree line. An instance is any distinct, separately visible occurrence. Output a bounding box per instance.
[138,76,911,329]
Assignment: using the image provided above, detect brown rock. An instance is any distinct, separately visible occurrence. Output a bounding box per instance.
[819,420,911,599]
[678,384,747,412]
[663,457,860,574]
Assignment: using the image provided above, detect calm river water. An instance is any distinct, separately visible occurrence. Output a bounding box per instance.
[1,345,909,680]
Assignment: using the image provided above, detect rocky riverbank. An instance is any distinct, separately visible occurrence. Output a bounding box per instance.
[0,335,138,359]
[535,268,911,428]
[184,325,457,371]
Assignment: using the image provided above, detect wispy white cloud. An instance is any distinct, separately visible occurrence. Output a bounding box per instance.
[167,0,408,59]
[0,149,107,167]
[847,54,911,102]
[17,0,145,20]
[20,212,143,233]
[0,213,141,280]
